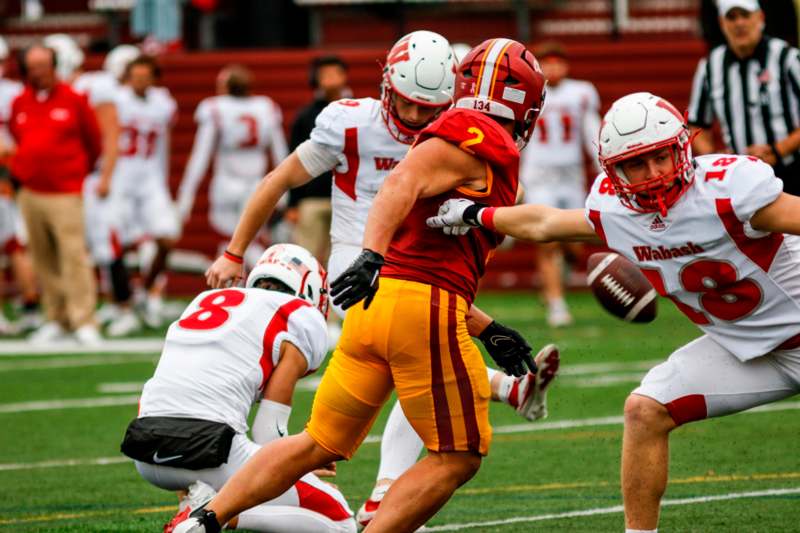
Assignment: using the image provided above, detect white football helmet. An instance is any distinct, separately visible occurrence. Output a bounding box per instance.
[43,33,84,81]
[104,44,140,81]
[451,42,472,64]
[598,92,694,216]
[381,30,456,143]
[246,244,329,318]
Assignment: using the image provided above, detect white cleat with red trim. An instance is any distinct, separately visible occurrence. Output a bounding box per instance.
[511,344,560,421]
[164,481,218,533]
[355,483,389,530]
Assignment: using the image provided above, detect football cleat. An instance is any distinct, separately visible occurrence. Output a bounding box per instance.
[169,509,221,533]
[143,296,164,329]
[165,481,217,533]
[95,302,120,325]
[28,321,67,344]
[106,309,141,337]
[355,483,390,530]
[514,344,560,421]
[546,307,573,328]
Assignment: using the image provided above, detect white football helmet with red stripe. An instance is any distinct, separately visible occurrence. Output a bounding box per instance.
[246,243,329,318]
[381,30,457,143]
[454,38,547,149]
[598,92,694,216]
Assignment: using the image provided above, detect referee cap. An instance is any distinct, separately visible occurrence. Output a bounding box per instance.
[717,0,760,16]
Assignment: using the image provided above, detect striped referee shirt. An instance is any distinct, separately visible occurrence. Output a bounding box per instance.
[687,36,800,166]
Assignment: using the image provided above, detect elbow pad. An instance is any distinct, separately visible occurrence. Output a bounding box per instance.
[295,139,341,178]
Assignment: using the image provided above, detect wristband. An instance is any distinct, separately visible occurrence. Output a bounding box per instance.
[479,207,497,231]
[224,250,244,264]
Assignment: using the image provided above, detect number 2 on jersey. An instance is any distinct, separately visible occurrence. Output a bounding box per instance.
[458,127,484,154]
[178,289,245,330]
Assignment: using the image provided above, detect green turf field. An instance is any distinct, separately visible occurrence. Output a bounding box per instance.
[1,292,798,532]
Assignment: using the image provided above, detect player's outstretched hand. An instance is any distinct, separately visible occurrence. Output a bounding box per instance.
[205,254,244,289]
[478,320,537,377]
[426,198,488,235]
[330,249,384,310]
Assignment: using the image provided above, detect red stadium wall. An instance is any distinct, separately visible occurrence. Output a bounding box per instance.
[84,38,707,295]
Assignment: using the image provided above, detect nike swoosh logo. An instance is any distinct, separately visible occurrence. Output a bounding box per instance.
[277,424,286,438]
[489,335,512,346]
[152,451,182,464]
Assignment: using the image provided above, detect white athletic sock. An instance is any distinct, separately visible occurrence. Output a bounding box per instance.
[625,529,657,533]
[488,366,518,407]
[376,401,424,481]
[548,297,568,313]
[237,504,356,533]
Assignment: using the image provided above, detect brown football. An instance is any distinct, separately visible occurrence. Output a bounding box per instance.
[586,252,657,323]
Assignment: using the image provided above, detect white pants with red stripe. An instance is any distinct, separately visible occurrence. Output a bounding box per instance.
[134,433,355,533]
[633,335,800,425]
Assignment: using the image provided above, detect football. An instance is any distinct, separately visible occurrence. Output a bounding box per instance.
[586,252,657,323]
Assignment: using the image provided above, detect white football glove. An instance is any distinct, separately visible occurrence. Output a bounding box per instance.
[426,198,477,236]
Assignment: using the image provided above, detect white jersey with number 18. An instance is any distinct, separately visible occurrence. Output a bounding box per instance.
[585,154,800,361]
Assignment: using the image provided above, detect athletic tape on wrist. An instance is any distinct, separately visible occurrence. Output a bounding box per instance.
[479,207,497,231]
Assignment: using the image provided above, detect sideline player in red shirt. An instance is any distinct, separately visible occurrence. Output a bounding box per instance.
[170,38,546,533]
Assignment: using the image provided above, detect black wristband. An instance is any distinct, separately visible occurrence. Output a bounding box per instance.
[462,202,488,227]
[477,320,498,342]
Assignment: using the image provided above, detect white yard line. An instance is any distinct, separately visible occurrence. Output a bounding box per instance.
[424,487,800,531]
[0,338,163,356]
[569,372,648,387]
[0,354,157,372]
[0,456,129,472]
[0,395,140,413]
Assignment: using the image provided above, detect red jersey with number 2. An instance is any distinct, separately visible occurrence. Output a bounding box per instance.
[382,108,519,304]
[585,154,800,361]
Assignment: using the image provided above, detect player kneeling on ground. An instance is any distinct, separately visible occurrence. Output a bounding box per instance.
[120,243,356,533]
[427,91,800,532]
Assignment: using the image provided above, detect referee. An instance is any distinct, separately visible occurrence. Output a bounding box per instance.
[687,0,800,195]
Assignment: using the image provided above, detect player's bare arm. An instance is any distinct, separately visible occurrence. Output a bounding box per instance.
[361,137,486,255]
[251,341,309,446]
[261,341,309,406]
[94,101,120,198]
[427,200,597,243]
[205,153,313,288]
[750,192,800,235]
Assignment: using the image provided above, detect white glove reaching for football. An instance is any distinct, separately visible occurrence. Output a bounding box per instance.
[426,198,476,236]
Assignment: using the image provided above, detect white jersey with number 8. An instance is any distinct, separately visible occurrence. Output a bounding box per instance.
[139,288,327,434]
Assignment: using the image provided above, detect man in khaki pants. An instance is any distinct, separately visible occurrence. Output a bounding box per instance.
[9,45,102,344]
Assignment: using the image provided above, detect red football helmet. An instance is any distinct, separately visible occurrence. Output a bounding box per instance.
[454,38,547,148]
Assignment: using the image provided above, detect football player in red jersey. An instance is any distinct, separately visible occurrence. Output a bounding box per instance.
[171,38,546,533]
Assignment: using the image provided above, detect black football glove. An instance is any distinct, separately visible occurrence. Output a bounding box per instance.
[330,249,385,311]
[478,320,537,377]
